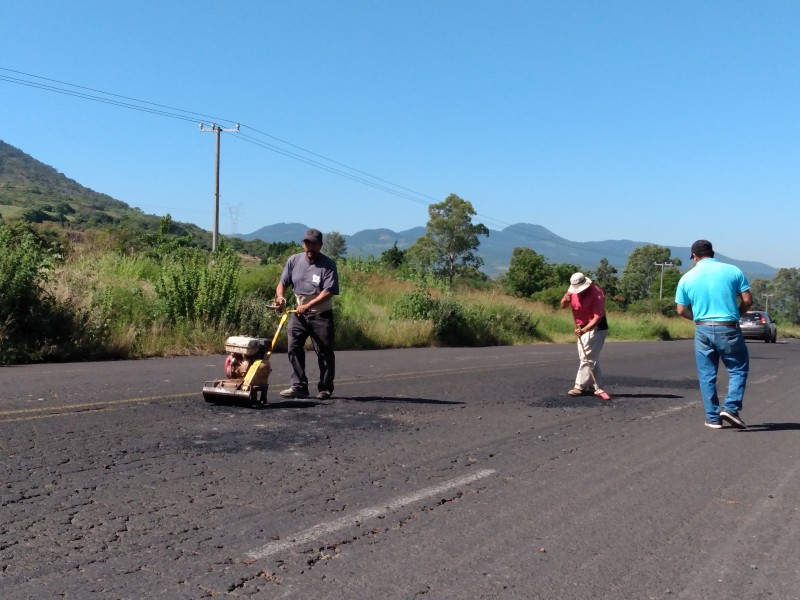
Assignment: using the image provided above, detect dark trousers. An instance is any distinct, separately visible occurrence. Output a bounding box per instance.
[287,311,335,393]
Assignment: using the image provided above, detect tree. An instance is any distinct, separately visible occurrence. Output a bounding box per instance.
[0,223,60,362]
[324,231,347,259]
[748,278,770,311]
[505,247,552,297]
[407,193,489,285]
[258,241,303,266]
[544,262,581,290]
[594,258,619,298]
[619,245,681,305]
[380,241,406,269]
[769,268,800,324]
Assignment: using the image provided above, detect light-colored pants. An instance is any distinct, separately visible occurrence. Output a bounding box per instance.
[575,329,608,391]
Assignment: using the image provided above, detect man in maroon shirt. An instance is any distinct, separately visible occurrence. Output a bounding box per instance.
[560,272,609,397]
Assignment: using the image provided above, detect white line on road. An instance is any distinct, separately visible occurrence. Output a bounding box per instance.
[642,401,695,420]
[245,468,496,560]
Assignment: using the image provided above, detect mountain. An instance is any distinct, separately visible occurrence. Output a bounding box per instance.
[241,223,427,258]
[0,139,210,242]
[242,221,779,281]
[1,139,778,281]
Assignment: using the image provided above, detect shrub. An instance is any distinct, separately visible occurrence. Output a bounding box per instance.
[154,248,243,326]
[430,298,475,345]
[627,298,677,317]
[391,286,437,320]
[530,286,565,309]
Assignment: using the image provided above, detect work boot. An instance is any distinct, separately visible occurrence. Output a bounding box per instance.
[279,387,309,399]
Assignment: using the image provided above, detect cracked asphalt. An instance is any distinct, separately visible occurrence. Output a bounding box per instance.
[1,339,799,599]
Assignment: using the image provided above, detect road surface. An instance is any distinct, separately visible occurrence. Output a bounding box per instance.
[1,338,798,599]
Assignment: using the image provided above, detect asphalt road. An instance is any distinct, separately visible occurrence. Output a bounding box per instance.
[1,337,799,599]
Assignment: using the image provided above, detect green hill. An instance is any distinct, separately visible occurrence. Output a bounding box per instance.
[0,139,211,244]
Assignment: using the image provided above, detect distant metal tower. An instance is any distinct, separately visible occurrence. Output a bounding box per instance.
[200,122,239,251]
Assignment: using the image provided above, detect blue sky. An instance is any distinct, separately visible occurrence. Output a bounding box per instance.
[2,1,798,269]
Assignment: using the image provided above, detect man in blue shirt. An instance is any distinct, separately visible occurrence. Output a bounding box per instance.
[675,240,752,429]
[275,228,340,400]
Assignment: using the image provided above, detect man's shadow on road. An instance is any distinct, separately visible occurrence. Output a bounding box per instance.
[244,396,466,410]
[242,396,465,409]
[740,422,800,432]
[347,395,466,405]
[608,393,684,400]
[263,400,323,409]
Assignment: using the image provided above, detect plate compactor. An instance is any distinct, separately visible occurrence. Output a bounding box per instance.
[202,310,293,407]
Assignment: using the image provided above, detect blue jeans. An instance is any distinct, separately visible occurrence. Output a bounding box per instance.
[693,324,749,421]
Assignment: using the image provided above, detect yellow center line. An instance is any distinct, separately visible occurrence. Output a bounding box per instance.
[0,391,197,418]
[0,405,125,423]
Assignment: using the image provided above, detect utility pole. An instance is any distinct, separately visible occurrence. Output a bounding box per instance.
[653,262,674,299]
[764,293,773,313]
[200,122,240,251]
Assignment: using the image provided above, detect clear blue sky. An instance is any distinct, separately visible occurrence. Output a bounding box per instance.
[2,1,798,269]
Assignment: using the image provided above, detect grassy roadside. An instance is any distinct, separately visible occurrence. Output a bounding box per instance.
[38,249,800,362]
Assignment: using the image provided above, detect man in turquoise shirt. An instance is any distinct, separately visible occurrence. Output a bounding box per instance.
[675,240,752,429]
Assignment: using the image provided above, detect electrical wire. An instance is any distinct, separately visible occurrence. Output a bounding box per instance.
[0,66,630,263]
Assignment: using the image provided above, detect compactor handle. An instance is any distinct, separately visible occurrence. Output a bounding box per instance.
[264,309,296,360]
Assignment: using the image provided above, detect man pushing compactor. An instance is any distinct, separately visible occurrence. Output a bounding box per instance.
[275,228,340,401]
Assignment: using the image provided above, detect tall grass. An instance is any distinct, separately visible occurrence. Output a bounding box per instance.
[20,247,781,363]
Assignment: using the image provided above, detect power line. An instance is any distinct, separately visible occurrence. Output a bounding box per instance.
[231,132,432,208]
[1,65,633,263]
[239,124,440,204]
[0,67,239,126]
[0,74,201,124]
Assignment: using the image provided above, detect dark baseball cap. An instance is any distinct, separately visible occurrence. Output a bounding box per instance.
[303,228,323,244]
[690,239,713,258]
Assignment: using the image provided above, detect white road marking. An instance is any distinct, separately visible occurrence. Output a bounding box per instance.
[642,401,695,420]
[245,468,496,560]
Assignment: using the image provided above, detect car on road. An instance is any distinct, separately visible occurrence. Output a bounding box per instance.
[739,310,777,343]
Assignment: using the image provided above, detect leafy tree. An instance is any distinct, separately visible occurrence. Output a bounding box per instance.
[544,262,580,290]
[594,258,620,298]
[748,278,771,312]
[21,208,51,223]
[324,231,347,259]
[258,241,303,266]
[405,234,437,274]
[54,201,76,216]
[619,245,681,305]
[0,222,57,315]
[380,241,406,269]
[0,223,60,362]
[768,268,800,324]
[505,247,551,297]
[141,214,193,259]
[407,193,489,285]
[227,236,272,261]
